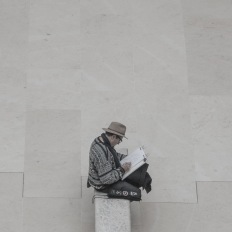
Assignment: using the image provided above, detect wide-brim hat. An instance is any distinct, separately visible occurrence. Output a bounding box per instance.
[103,122,128,139]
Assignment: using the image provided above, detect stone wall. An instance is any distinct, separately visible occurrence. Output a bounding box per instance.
[0,0,232,231]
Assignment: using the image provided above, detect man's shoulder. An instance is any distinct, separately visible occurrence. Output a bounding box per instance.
[89,138,108,161]
[90,138,107,151]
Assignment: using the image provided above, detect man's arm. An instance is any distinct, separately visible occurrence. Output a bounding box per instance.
[91,145,124,185]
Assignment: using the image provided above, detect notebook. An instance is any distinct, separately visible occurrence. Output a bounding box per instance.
[120,146,147,180]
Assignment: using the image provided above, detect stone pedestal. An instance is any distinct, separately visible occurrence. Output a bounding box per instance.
[94,191,131,232]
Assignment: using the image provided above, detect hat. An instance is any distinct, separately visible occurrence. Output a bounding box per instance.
[103,122,128,139]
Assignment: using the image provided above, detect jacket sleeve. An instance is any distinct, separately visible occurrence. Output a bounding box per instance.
[91,145,124,184]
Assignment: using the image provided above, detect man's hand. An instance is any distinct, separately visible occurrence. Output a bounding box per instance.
[121,162,131,172]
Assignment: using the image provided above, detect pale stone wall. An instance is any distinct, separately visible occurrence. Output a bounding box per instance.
[0,0,232,231]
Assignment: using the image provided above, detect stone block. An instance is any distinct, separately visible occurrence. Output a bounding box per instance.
[26,109,81,153]
[24,150,81,198]
[26,69,81,110]
[95,194,131,232]
[23,198,81,232]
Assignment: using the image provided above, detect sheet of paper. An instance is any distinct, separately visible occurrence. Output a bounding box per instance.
[120,147,147,179]
[121,147,146,165]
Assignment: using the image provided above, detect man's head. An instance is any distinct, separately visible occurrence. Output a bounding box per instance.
[103,122,127,147]
[105,132,123,147]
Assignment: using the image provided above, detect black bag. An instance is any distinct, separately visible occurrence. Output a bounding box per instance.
[107,181,141,202]
[125,163,152,193]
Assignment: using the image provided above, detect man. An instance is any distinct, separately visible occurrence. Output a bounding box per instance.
[87,122,132,191]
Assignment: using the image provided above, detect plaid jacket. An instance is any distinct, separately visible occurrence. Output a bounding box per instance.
[87,137,126,190]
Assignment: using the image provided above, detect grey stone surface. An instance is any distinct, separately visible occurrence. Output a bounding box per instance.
[191,96,232,181]
[28,0,81,69]
[131,225,142,232]
[182,0,232,95]
[26,110,81,153]
[188,182,232,232]
[0,0,232,231]
[131,202,142,226]
[0,198,23,232]
[23,198,81,232]
[0,173,23,198]
[24,150,81,198]
[140,182,232,232]
[26,69,81,110]
[132,0,188,96]
[0,68,26,172]
[140,202,196,232]
[142,181,197,203]
[95,197,131,232]
[0,173,23,232]
[0,0,29,69]
[81,176,95,232]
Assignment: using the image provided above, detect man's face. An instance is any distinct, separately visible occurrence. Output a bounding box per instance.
[109,134,123,147]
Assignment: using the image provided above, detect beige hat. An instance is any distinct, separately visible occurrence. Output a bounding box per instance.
[103,122,128,139]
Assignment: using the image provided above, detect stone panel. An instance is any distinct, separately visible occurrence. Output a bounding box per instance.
[26,110,81,153]
[23,198,81,232]
[138,95,196,202]
[0,68,26,172]
[24,151,81,198]
[141,182,232,232]
[0,198,23,232]
[80,0,132,36]
[182,0,232,95]
[28,0,81,69]
[133,34,188,96]
[140,202,196,232]
[187,182,232,232]
[131,202,142,226]
[28,40,81,69]
[29,0,80,40]
[191,96,232,181]
[0,0,29,69]
[131,225,142,232]
[142,181,197,203]
[0,173,23,198]
[26,69,81,110]
[82,34,134,80]
[0,173,23,232]
[81,176,95,232]
[132,0,188,96]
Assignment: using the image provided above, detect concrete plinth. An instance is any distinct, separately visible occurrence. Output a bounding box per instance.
[94,191,131,232]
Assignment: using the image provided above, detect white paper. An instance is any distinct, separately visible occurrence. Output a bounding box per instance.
[120,146,147,180]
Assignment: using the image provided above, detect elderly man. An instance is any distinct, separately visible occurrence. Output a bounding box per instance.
[87,122,132,191]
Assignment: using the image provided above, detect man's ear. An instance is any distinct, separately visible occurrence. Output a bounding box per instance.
[114,135,117,139]
[112,134,117,140]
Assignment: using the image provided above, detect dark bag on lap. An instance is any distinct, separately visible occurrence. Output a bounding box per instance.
[107,181,141,202]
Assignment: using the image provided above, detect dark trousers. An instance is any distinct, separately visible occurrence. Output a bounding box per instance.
[99,180,138,192]
[98,180,141,201]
